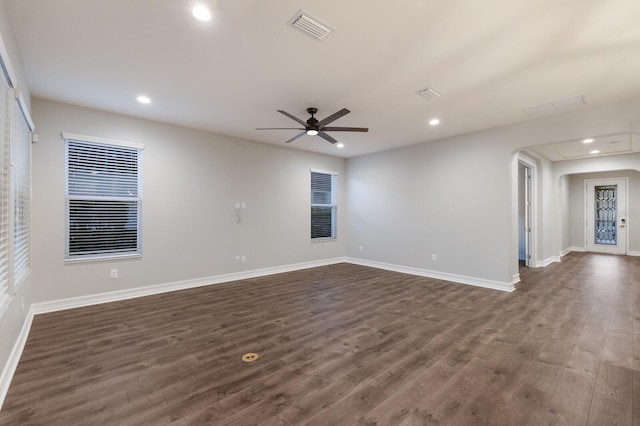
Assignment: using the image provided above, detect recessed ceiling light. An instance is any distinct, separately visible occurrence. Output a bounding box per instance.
[136,95,151,104]
[336,143,344,148]
[306,129,318,136]
[590,149,600,154]
[429,118,440,126]
[582,138,594,144]
[192,4,212,21]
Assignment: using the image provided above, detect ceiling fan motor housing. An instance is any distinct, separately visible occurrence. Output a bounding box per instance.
[306,108,319,129]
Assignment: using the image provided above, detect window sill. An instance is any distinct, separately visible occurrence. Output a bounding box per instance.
[65,253,142,264]
[311,238,337,243]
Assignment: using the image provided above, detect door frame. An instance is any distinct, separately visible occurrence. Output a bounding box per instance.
[584,177,628,255]
[517,153,538,268]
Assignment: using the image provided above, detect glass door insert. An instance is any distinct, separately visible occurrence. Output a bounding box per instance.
[594,185,617,246]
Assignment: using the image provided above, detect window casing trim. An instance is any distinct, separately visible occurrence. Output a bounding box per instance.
[64,252,142,264]
[310,169,338,241]
[62,132,144,150]
[64,135,143,261]
[310,168,337,176]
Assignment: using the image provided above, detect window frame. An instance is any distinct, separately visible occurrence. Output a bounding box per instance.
[0,39,34,316]
[63,133,143,262]
[310,168,338,241]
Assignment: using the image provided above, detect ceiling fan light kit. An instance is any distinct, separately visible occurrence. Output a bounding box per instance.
[257,107,368,144]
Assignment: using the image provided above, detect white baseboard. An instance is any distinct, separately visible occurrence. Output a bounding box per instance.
[32,257,348,315]
[536,256,561,268]
[3,255,516,409]
[32,256,517,315]
[345,257,515,292]
[511,273,521,287]
[0,307,34,411]
[561,247,638,257]
[560,247,586,258]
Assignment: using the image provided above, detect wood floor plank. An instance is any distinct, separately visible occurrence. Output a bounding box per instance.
[565,325,607,378]
[1,253,639,425]
[586,332,634,426]
[540,368,596,426]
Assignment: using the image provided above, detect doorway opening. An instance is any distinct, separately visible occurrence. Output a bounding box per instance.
[518,161,533,266]
[512,151,541,268]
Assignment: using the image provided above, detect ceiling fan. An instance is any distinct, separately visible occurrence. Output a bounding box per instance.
[256,107,368,144]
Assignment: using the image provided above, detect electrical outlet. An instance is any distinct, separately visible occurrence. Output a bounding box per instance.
[235,202,240,209]
[241,255,246,263]
[110,269,118,279]
[235,255,241,263]
[431,254,437,261]
[241,202,246,209]
[359,245,363,252]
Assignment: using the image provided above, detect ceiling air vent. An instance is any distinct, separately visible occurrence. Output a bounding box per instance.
[523,95,587,117]
[288,9,333,40]
[417,87,441,101]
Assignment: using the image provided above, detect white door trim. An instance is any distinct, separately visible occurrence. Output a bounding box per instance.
[518,153,538,267]
[584,177,628,255]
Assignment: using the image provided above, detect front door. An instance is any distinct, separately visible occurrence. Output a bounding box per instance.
[585,178,627,255]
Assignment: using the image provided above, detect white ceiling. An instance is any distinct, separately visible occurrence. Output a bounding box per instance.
[530,133,640,162]
[5,0,640,158]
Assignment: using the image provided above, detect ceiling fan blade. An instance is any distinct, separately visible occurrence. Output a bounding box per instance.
[285,132,307,144]
[321,126,369,132]
[317,131,338,144]
[277,110,307,127]
[317,108,350,127]
[256,127,305,130]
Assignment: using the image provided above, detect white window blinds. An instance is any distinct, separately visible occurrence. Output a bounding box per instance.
[0,66,10,308]
[310,170,337,239]
[0,56,33,312]
[65,136,143,260]
[11,98,31,286]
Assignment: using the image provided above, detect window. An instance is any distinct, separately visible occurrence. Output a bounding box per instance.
[594,185,617,245]
[310,169,337,239]
[0,65,10,308]
[11,98,32,286]
[64,134,143,260]
[0,47,34,313]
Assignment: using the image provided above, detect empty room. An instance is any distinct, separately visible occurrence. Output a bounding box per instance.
[0,0,639,424]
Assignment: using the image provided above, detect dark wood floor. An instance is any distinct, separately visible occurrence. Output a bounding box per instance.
[1,252,639,425]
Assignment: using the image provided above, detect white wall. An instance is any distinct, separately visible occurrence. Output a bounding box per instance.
[347,99,640,287]
[0,1,29,107]
[568,169,640,253]
[346,132,515,285]
[538,156,559,263]
[30,99,346,302]
[0,0,33,396]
